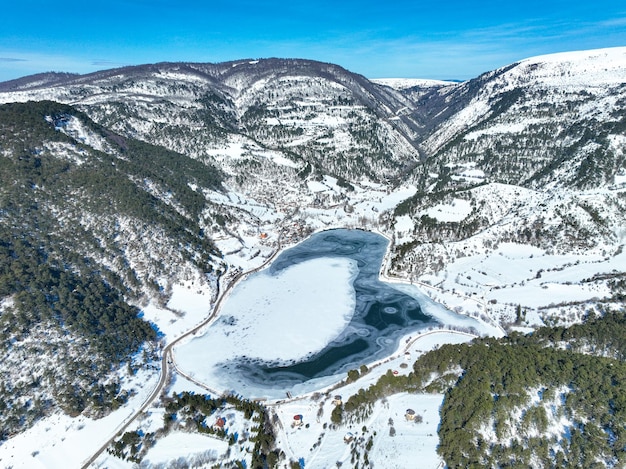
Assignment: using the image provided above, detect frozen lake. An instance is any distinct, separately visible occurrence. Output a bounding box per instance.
[175,229,478,398]
[255,229,433,378]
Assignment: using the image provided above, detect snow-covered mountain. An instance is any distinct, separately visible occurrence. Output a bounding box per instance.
[411,47,626,189]
[4,49,624,190]
[0,59,425,183]
[388,47,626,293]
[1,47,626,468]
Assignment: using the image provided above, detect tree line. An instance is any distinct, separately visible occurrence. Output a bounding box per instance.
[338,309,626,468]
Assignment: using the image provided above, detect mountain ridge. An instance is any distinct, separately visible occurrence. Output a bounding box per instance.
[1,46,626,468]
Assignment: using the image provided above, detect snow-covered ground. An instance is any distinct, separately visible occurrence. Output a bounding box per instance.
[418,241,625,326]
[371,78,456,90]
[421,198,472,222]
[141,279,215,341]
[143,432,228,467]
[0,368,159,469]
[273,392,445,469]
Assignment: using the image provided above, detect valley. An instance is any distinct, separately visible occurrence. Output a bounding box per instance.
[0,47,625,468]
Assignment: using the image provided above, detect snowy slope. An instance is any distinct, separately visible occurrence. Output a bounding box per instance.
[371,78,456,90]
[0,47,626,468]
[414,47,626,189]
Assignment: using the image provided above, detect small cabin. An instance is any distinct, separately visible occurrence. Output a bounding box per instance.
[332,395,342,406]
[259,232,268,239]
[344,432,354,443]
[292,414,304,427]
[214,417,226,429]
[405,408,416,421]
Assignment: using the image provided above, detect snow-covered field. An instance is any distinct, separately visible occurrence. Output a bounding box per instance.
[3,170,622,468]
[143,432,228,466]
[3,46,626,468]
[418,241,625,326]
[273,392,445,469]
[141,279,215,340]
[421,198,472,222]
[0,368,159,469]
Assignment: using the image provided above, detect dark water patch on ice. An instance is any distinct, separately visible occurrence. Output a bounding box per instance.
[224,229,438,387]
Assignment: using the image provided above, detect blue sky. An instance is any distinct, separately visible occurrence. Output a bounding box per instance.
[1,0,625,82]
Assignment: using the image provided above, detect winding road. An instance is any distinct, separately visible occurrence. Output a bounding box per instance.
[80,237,283,468]
[80,226,488,467]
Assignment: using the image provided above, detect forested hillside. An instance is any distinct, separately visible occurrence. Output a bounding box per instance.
[338,311,626,468]
[0,100,224,439]
[0,49,625,467]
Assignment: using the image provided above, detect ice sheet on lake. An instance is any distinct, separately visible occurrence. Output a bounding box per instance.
[175,229,487,399]
[175,257,358,393]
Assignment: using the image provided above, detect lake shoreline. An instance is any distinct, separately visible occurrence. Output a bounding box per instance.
[173,228,491,399]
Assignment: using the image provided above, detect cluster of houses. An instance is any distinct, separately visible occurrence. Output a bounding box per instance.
[291,394,418,445]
